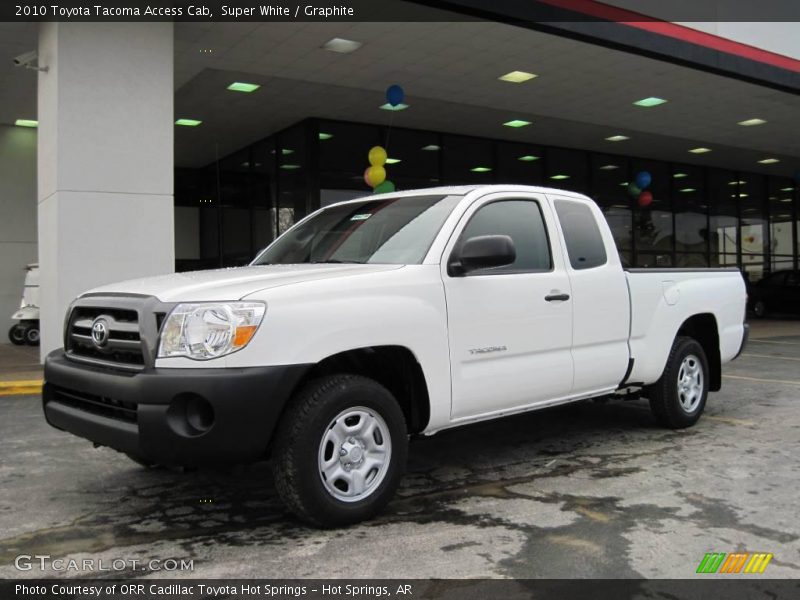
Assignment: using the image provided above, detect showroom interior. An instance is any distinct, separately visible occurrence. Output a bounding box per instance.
[0,4,799,353]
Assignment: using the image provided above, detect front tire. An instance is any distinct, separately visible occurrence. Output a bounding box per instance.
[648,336,709,429]
[8,325,26,345]
[272,375,408,527]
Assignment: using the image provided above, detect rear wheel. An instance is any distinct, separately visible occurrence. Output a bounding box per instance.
[8,325,26,345]
[648,336,709,429]
[25,326,39,346]
[753,300,768,318]
[272,374,408,527]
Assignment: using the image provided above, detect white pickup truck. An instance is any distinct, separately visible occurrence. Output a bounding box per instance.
[43,185,748,526]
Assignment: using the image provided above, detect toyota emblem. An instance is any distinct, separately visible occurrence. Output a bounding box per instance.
[90,318,110,347]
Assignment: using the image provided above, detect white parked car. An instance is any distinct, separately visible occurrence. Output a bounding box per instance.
[44,185,748,526]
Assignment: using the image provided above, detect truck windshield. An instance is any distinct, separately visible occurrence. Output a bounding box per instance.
[252,194,462,265]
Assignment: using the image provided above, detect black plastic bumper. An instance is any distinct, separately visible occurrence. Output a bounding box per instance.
[43,351,310,466]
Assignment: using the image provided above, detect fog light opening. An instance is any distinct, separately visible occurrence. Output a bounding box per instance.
[167,394,215,437]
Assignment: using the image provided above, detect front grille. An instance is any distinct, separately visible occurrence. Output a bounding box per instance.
[50,385,138,423]
[67,306,145,371]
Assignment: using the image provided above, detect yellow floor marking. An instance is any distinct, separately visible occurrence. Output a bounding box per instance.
[0,379,42,397]
[722,374,800,386]
[741,352,800,362]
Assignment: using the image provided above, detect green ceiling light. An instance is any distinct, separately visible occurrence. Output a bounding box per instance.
[380,103,408,111]
[679,188,696,193]
[175,118,202,126]
[318,132,334,140]
[550,174,570,180]
[673,173,688,178]
[688,147,711,154]
[271,148,294,155]
[503,119,531,128]
[280,164,301,170]
[737,118,767,126]
[605,135,629,142]
[780,187,795,192]
[758,158,779,164]
[470,166,492,173]
[598,164,618,170]
[518,155,539,162]
[498,70,538,83]
[633,96,667,107]
[14,119,38,128]
[385,157,401,164]
[728,180,746,185]
[227,82,260,93]
[780,198,792,202]
[421,144,440,151]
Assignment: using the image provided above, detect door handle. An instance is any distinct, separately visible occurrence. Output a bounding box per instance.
[545,293,570,302]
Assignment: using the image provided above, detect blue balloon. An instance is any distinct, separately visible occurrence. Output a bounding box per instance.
[386,84,404,107]
[635,171,652,189]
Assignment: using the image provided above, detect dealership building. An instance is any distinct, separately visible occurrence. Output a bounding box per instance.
[0,2,798,355]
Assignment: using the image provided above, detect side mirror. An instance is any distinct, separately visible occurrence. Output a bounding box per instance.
[449,235,516,276]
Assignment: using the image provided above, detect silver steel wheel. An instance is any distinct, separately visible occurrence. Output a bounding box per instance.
[676,354,704,413]
[318,406,392,503]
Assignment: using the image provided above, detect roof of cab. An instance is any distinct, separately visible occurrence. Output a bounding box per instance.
[328,184,592,206]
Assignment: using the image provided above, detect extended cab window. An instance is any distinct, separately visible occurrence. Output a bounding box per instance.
[554,200,608,270]
[253,194,462,265]
[456,199,551,274]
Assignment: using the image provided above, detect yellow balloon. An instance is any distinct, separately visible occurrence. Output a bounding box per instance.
[368,146,387,167]
[367,165,386,187]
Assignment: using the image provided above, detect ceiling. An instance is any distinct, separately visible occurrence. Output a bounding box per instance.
[1,19,798,175]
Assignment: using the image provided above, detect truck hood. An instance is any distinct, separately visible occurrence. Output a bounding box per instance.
[82,264,405,303]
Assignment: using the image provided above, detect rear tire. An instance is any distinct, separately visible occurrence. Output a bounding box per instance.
[8,325,26,345]
[648,336,709,429]
[25,327,39,346]
[753,300,767,318]
[272,374,408,527]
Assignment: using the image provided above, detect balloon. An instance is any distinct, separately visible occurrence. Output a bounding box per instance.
[374,180,396,194]
[638,190,653,207]
[368,146,387,167]
[635,171,652,189]
[627,183,641,197]
[365,165,386,188]
[386,84,405,107]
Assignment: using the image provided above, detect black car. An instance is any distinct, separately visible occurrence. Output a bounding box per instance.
[748,270,800,317]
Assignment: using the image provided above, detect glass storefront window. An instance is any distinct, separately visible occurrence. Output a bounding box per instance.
[673,164,708,265]
[740,174,767,281]
[546,147,588,193]
[443,135,494,184]
[379,128,441,190]
[590,153,631,254]
[496,141,543,185]
[768,176,795,271]
[632,160,672,259]
[318,120,382,191]
[708,168,738,268]
[277,123,311,235]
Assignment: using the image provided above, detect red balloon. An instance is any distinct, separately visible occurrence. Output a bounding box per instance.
[638,190,653,207]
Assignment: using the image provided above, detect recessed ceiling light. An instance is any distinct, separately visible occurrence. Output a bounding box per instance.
[739,193,748,198]
[270,148,294,155]
[421,144,440,151]
[385,157,401,164]
[633,96,667,107]
[780,187,795,192]
[673,173,688,178]
[728,180,747,185]
[470,166,492,173]
[737,118,767,126]
[611,204,629,209]
[380,103,408,111]
[688,147,711,154]
[780,198,792,203]
[550,174,570,180]
[518,155,539,162]
[503,119,531,128]
[279,164,301,170]
[498,71,538,83]
[14,119,37,128]
[318,132,333,140]
[619,182,629,186]
[322,38,362,54]
[227,82,260,93]
[605,135,629,142]
[599,164,618,170]
[679,188,696,193]
[758,158,780,164]
[175,118,202,126]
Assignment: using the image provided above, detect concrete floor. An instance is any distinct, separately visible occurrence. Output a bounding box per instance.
[0,322,799,579]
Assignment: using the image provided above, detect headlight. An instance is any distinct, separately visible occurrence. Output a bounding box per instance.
[158,302,266,360]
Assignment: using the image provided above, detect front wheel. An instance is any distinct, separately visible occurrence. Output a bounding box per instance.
[8,325,26,345]
[272,375,408,527]
[647,336,709,429]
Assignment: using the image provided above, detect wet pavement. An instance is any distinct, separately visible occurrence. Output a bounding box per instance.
[1,326,799,579]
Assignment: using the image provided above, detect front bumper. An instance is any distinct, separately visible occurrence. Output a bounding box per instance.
[43,351,310,466]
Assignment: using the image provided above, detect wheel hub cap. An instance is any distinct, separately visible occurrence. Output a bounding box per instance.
[676,354,704,413]
[318,407,392,503]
